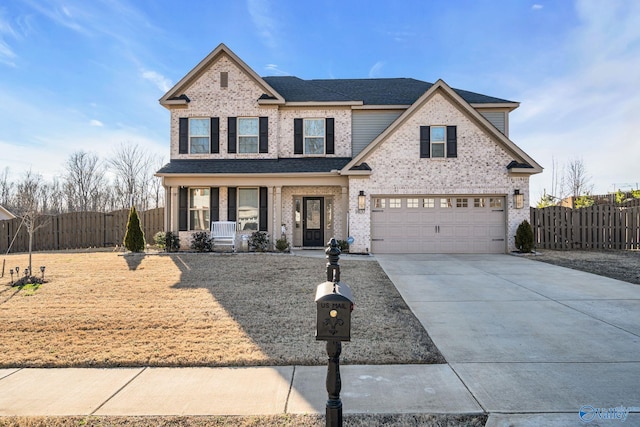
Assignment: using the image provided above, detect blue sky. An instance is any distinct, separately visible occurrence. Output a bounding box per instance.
[1,0,639,202]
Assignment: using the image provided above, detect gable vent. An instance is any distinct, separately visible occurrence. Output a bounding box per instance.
[220,72,228,88]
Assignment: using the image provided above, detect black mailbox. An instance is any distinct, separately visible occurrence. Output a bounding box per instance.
[315,281,354,341]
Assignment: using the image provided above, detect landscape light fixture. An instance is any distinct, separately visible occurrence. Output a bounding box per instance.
[9,269,14,283]
[514,189,524,209]
[40,266,46,280]
[358,191,366,212]
[15,267,19,277]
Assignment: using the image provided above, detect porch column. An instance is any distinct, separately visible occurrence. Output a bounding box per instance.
[164,185,171,231]
[341,186,349,239]
[267,186,275,240]
[170,187,179,231]
[274,186,282,239]
[220,187,228,221]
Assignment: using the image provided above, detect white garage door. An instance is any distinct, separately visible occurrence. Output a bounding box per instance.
[371,196,506,253]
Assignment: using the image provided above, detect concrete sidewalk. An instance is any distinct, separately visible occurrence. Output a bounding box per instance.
[0,365,481,416]
[376,254,640,426]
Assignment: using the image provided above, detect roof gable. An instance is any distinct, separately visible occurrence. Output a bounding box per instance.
[159,43,285,106]
[342,79,542,174]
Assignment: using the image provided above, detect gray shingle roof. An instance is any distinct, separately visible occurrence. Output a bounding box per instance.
[157,158,352,175]
[262,76,514,105]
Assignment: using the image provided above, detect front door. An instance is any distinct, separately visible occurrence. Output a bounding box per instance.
[303,197,324,247]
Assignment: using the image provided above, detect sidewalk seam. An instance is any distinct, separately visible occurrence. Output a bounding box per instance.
[89,367,147,416]
[448,363,487,413]
[284,365,295,414]
[0,367,23,381]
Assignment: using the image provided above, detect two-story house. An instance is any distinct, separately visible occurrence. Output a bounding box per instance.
[156,43,541,253]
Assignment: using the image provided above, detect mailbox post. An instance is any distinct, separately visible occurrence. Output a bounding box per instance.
[315,238,354,427]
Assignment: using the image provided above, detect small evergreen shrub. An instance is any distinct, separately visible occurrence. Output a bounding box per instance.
[154,231,180,252]
[123,206,145,252]
[248,231,270,252]
[336,239,349,253]
[190,231,214,252]
[515,220,534,253]
[275,235,290,252]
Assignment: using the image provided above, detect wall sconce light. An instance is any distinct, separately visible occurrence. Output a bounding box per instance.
[358,191,366,212]
[513,189,524,209]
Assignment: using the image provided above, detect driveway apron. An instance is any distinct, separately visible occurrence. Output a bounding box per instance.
[376,254,640,424]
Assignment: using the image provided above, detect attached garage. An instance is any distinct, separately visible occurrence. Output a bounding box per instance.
[370,196,506,254]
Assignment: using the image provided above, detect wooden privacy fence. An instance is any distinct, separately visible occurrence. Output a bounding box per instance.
[530,204,640,250]
[0,208,164,254]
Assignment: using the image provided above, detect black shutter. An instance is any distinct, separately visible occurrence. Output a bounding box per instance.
[294,118,303,154]
[446,126,457,158]
[210,118,219,154]
[179,187,188,231]
[259,187,268,232]
[420,126,430,158]
[179,118,188,154]
[227,117,237,154]
[210,187,219,222]
[326,118,334,154]
[259,117,268,153]
[227,187,237,222]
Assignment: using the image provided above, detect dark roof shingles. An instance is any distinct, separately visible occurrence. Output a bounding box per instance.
[262,76,514,105]
[157,158,352,175]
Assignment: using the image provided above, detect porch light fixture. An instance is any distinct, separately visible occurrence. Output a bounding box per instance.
[357,191,366,212]
[513,189,524,209]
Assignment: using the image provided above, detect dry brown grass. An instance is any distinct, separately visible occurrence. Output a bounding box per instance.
[0,251,443,368]
[0,414,487,427]
[532,249,640,285]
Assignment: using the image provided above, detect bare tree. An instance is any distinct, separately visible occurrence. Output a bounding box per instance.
[562,158,593,208]
[148,155,165,209]
[13,170,50,275]
[0,167,13,210]
[108,143,153,210]
[64,151,107,212]
[40,177,65,215]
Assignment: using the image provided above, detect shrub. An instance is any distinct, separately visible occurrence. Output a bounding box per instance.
[515,220,534,253]
[248,231,270,252]
[154,231,180,252]
[275,235,290,252]
[123,206,145,252]
[190,231,214,252]
[336,239,349,253]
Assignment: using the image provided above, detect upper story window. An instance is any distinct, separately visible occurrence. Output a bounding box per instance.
[420,125,457,159]
[238,118,259,153]
[189,118,210,154]
[228,117,268,154]
[294,118,335,155]
[304,119,325,155]
[430,126,446,158]
[179,118,219,154]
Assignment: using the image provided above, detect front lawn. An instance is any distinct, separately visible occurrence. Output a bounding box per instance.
[0,251,443,367]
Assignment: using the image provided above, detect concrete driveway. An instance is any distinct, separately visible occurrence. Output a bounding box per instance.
[376,254,640,426]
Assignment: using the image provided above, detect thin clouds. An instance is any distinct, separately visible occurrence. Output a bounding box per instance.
[89,119,104,127]
[368,61,385,78]
[264,63,289,76]
[513,0,640,196]
[247,0,279,50]
[532,4,544,10]
[141,70,173,93]
[0,11,18,66]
